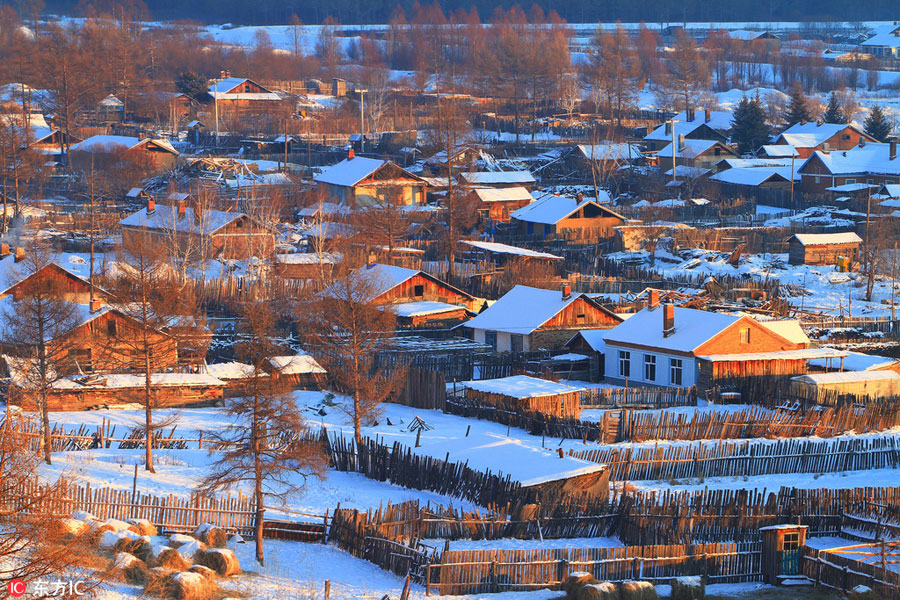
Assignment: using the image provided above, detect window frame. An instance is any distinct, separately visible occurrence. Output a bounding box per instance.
[618,350,631,378]
[670,357,683,385]
[644,354,656,381]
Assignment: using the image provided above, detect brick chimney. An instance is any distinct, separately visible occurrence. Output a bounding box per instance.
[147,198,155,214]
[705,108,711,123]
[89,298,102,312]
[14,247,25,263]
[662,303,675,337]
[0,243,9,258]
[649,289,660,308]
[367,250,377,267]
[178,201,186,218]
[678,134,686,153]
[859,138,866,148]
[347,148,355,160]
[891,141,897,161]
[561,283,572,301]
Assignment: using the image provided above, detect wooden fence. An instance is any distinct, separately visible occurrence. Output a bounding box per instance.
[571,436,900,481]
[427,542,762,595]
[802,544,900,598]
[579,386,697,409]
[398,368,447,410]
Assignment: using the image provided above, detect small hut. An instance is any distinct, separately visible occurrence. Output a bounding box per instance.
[460,375,583,418]
[787,232,862,266]
[266,354,327,389]
[791,371,900,403]
[760,525,807,584]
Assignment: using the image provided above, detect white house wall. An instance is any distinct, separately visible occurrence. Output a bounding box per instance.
[603,344,698,388]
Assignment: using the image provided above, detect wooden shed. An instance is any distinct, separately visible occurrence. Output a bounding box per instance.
[760,524,807,584]
[461,375,583,418]
[787,232,862,266]
[266,354,327,389]
[791,371,900,403]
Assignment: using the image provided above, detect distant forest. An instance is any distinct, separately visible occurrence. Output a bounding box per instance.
[41,0,900,26]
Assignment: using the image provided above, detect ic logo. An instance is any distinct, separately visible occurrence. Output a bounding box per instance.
[8,579,26,597]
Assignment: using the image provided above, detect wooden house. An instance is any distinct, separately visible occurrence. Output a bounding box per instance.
[601,303,845,397]
[273,252,341,280]
[510,194,627,240]
[797,142,900,195]
[760,525,807,585]
[423,145,480,175]
[655,138,738,169]
[643,108,732,152]
[265,354,327,389]
[70,135,179,173]
[466,186,534,221]
[314,152,427,208]
[0,251,103,304]
[774,122,878,159]
[568,143,644,173]
[460,375,584,418]
[787,232,862,266]
[208,77,287,118]
[859,23,900,59]
[459,171,536,190]
[119,198,275,260]
[324,263,477,326]
[462,284,622,352]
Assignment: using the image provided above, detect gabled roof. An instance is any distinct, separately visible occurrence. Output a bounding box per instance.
[208,77,280,100]
[789,232,863,246]
[119,204,247,236]
[709,167,793,186]
[759,144,798,157]
[644,109,733,141]
[322,263,473,304]
[314,157,423,188]
[799,145,900,177]
[460,240,562,260]
[603,306,744,354]
[776,122,874,148]
[462,285,621,335]
[470,187,534,203]
[861,25,900,48]
[510,194,625,225]
[575,143,643,161]
[656,139,734,159]
[460,171,535,185]
[71,135,178,156]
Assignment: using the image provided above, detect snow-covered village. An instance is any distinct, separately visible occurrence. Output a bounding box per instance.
[3,1,900,598]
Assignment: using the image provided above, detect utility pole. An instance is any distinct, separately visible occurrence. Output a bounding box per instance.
[789,151,796,207]
[358,88,367,154]
[666,119,679,186]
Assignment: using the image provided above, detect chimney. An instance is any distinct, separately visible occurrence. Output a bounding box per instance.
[178,201,186,218]
[561,283,572,301]
[367,250,377,267]
[138,132,145,140]
[14,247,25,263]
[688,108,695,122]
[147,198,155,214]
[891,141,897,161]
[219,69,230,79]
[678,134,686,152]
[662,303,675,337]
[89,298,102,312]
[665,121,672,136]
[705,108,711,123]
[347,148,355,160]
[859,138,866,148]
[0,243,9,258]
[649,289,660,308]
[576,192,584,204]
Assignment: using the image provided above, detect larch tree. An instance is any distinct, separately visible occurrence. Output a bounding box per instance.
[0,244,81,465]
[198,298,325,566]
[666,29,709,113]
[583,23,641,125]
[864,104,892,143]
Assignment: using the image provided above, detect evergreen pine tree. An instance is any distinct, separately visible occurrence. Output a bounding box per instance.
[822,92,847,124]
[731,94,771,156]
[784,86,812,128]
[864,104,892,143]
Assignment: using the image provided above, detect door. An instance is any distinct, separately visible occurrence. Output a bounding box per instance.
[781,532,800,575]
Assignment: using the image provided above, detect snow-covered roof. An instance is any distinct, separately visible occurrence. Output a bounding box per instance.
[98,94,124,108]
[510,193,622,225]
[710,167,792,186]
[387,300,466,318]
[861,24,900,49]
[793,371,900,385]
[697,348,846,362]
[268,354,326,375]
[809,350,899,372]
[656,139,730,159]
[314,156,390,187]
[275,252,341,265]
[644,109,733,141]
[322,263,470,304]
[789,232,862,246]
[71,135,178,156]
[460,171,535,185]
[575,143,643,161]
[461,375,584,399]
[6,358,225,390]
[470,187,534,203]
[298,202,351,218]
[208,77,281,101]
[757,320,809,345]
[728,29,775,41]
[876,184,900,199]
[777,122,868,149]
[567,329,609,352]
[759,144,798,157]
[462,285,615,335]
[120,204,245,235]
[801,144,900,177]
[826,183,879,193]
[603,306,743,354]
[203,361,257,380]
[460,240,562,260]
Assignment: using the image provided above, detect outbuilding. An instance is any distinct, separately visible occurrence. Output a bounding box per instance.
[787,232,862,266]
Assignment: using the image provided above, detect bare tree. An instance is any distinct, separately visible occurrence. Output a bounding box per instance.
[666,30,710,113]
[198,298,326,566]
[1,244,81,465]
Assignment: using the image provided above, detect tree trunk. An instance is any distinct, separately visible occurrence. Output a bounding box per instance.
[144,350,154,473]
[41,389,51,465]
[353,391,362,445]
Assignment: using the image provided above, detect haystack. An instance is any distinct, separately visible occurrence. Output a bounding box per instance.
[150,545,192,570]
[114,534,147,556]
[126,518,158,537]
[564,571,596,597]
[197,548,240,576]
[105,518,140,534]
[619,580,658,600]
[169,533,198,548]
[145,567,173,596]
[167,571,215,600]
[188,565,216,581]
[51,518,89,541]
[576,582,617,600]
[71,510,98,522]
[115,553,149,585]
[178,540,207,562]
[88,521,117,542]
[193,523,227,548]
[671,576,704,600]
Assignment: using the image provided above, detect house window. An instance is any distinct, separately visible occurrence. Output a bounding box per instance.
[235,220,243,228]
[107,319,118,338]
[846,179,856,185]
[526,222,534,235]
[739,327,750,344]
[670,358,683,385]
[618,350,631,378]
[815,176,821,184]
[644,354,656,381]
[867,179,874,185]
[576,313,586,324]
[485,331,497,350]
[413,284,424,298]
[843,134,851,140]
[511,334,524,353]
[69,348,93,372]
[714,146,722,156]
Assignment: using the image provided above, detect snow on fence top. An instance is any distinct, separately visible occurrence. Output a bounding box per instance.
[460,375,584,399]
[461,240,562,260]
[790,232,863,246]
[793,370,900,384]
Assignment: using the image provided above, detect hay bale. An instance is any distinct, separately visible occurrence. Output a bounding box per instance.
[115,553,149,585]
[151,545,192,571]
[88,521,116,543]
[618,580,657,600]
[126,518,158,537]
[114,535,145,555]
[565,572,597,597]
[145,567,173,597]
[105,518,140,534]
[71,510,98,522]
[193,524,227,548]
[169,533,198,548]
[178,540,207,562]
[50,518,89,541]
[98,530,124,550]
[167,571,214,600]
[576,582,617,600]
[197,549,240,577]
[188,565,216,581]
[671,576,704,600]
